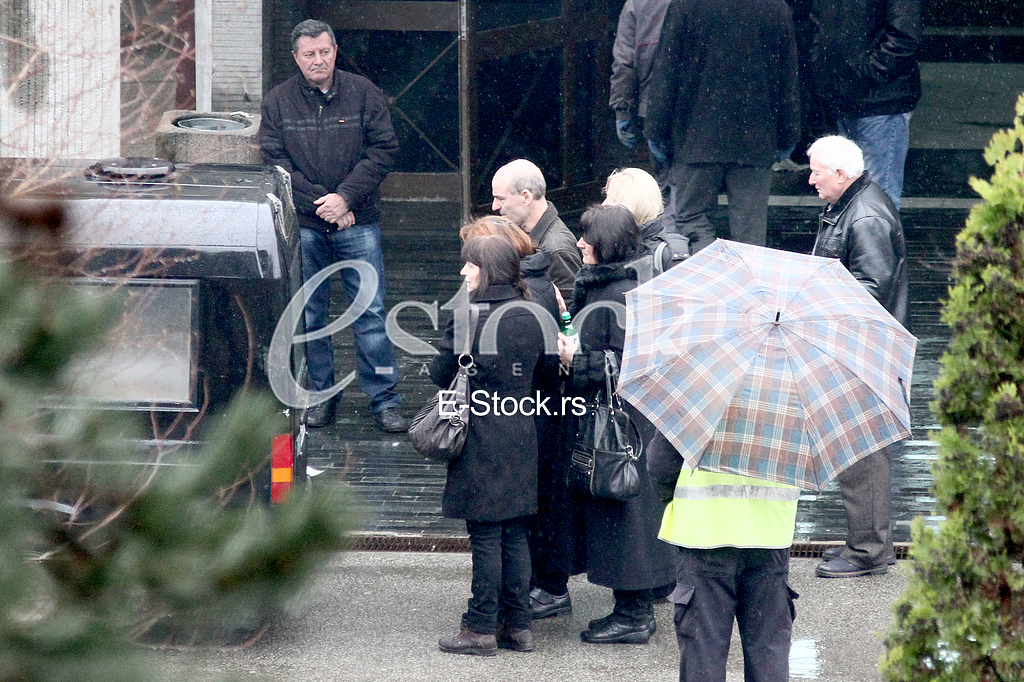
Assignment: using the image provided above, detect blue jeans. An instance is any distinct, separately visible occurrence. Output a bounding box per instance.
[837,113,912,210]
[464,517,532,634]
[300,223,400,413]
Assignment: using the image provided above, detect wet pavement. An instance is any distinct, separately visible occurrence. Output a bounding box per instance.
[307,176,969,549]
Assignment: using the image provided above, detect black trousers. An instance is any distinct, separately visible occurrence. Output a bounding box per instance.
[464,517,532,633]
[672,163,772,254]
[672,547,797,682]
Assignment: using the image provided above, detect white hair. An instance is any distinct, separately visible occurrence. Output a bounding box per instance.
[807,135,865,178]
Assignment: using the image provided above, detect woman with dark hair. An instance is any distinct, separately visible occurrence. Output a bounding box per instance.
[554,204,677,644]
[431,235,546,656]
[459,216,558,319]
[459,216,571,620]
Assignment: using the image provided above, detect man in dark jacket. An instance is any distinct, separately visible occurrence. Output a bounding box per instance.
[491,159,582,301]
[609,0,675,232]
[260,19,407,432]
[645,0,800,254]
[809,0,922,209]
[808,135,908,578]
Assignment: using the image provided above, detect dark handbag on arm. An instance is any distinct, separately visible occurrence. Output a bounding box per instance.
[408,305,479,462]
[567,350,642,501]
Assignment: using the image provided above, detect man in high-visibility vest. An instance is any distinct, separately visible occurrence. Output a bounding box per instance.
[648,432,800,682]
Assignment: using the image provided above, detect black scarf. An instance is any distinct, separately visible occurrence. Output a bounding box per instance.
[570,262,637,315]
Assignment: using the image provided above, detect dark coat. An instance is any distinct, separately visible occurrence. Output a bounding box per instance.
[809,0,922,119]
[645,0,800,166]
[565,262,678,591]
[259,70,399,230]
[429,286,545,522]
[811,173,909,328]
[520,249,560,322]
[530,203,582,301]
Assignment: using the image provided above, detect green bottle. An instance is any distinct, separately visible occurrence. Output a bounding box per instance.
[560,311,579,345]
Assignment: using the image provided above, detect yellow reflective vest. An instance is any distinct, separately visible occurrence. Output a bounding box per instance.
[659,468,800,549]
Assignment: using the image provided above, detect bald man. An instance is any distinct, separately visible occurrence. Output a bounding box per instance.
[491,159,582,299]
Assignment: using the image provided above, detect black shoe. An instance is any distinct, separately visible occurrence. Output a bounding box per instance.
[580,619,651,644]
[823,546,897,565]
[373,406,408,433]
[588,613,656,635]
[815,557,889,578]
[438,627,497,656]
[305,398,337,428]
[529,587,572,619]
[496,624,534,652]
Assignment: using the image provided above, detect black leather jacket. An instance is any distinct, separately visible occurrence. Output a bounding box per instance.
[811,174,909,328]
[809,0,921,118]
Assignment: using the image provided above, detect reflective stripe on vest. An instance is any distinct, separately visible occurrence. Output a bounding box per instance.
[658,469,799,549]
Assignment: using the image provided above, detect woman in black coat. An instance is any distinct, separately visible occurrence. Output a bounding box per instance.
[457,217,576,617]
[431,235,546,656]
[556,204,677,644]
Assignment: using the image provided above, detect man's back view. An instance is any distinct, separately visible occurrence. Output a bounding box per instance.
[645,0,800,253]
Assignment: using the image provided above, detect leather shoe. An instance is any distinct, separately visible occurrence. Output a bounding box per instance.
[815,557,888,578]
[438,627,497,656]
[580,619,651,644]
[588,613,656,635]
[496,624,534,652]
[529,587,572,619]
[305,397,337,428]
[373,406,408,433]
[822,546,897,565]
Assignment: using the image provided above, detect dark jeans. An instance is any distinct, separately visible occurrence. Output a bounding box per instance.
[464,517,532,634]
[672,163,772,254]
[672,547,797,682]
[299,223,400,413]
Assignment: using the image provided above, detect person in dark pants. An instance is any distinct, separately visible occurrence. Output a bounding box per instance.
[259,19,406,432]
[648,432,800,682]
[556,205,677,644]
[809,0,921,208]
[431,235,546,655]
[645,0,801,253]
[807,134,908,577]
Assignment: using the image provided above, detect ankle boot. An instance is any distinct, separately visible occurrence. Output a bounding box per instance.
[438,627,497,656]
[496,623,534,652]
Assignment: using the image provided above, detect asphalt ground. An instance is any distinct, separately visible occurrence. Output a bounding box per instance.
[153,551,908,682]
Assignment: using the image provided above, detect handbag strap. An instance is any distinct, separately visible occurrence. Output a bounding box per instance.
[603,349,621,408]
[454,303,481,356]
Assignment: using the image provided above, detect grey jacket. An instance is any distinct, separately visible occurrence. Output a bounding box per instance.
[812,173,909,328]
[609,0,671,121]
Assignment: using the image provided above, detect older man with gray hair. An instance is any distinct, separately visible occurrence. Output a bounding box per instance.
[491,159,581,300]
[807,134,908,578]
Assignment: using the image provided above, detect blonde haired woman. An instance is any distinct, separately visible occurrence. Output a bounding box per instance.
[603,167,664,228]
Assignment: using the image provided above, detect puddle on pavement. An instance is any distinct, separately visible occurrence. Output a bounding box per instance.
[790,638,821,679]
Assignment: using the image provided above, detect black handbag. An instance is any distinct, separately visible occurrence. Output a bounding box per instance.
[408,305,478,462]
[567,350,643,501]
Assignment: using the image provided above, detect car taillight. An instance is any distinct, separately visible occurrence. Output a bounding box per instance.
[271,434,294,503]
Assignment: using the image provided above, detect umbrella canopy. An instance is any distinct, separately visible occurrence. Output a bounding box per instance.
[619,239,916,491]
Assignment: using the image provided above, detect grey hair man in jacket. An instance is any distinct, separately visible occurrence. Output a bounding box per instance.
[808,134,908,578]
[260,19,407,433]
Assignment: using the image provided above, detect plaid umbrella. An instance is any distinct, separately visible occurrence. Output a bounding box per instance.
[619,239,916,491]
